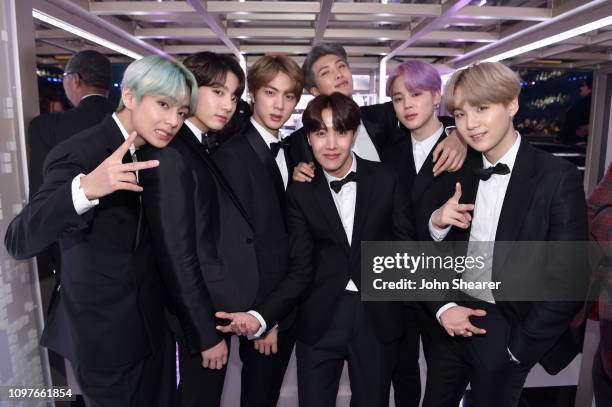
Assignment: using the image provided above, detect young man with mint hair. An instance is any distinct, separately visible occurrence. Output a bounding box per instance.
[5,55,198,406]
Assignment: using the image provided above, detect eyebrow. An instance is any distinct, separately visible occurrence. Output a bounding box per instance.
[316,58,343,74]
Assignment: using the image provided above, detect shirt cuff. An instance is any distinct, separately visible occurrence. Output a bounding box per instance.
[246,310,267,339]
[436,302,458,324]
[444,125,457,137]
[507,347,520,364]
[71,174,99,215]
[429,214,451,242]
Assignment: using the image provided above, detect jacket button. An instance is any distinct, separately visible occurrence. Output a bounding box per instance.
[246,238,253,244]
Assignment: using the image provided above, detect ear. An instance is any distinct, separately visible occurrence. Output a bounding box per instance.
[507,97,519,118]
[121,88,137,110]
[432,89,442,107]
[309,86,321,96]
[306,133,312,147]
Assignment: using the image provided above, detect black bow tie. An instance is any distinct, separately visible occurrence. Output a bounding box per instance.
[330,171,358,193]
[270,140,290,158]
[473,163,510,181]
[202,133,219,154]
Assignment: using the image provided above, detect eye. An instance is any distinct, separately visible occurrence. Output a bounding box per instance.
[158,101,169,108]
[411,92,422,97]
[454,112,465,119]
[213,89,223,96]
[265,89,274,96]
[178,111,188,118]
[393,96,403,104]
[286,94,295,101]
[316,130,326,137]
[477,105,489,112]
[320,70,329,77]
[338,63,346,69]
[231,95,237,103]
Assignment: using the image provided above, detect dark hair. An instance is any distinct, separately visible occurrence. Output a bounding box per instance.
[583,76,593,90]
[182,52,245,97]
[65,50,111,89]
[302,43,349,91]
[247,55,304,101]
[302,92,360,135]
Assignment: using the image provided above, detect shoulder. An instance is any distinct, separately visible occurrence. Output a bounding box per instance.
[361,101,394,116]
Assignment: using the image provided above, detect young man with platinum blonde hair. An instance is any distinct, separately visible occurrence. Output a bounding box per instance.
[5,55,198,406]
[423,62,588,407]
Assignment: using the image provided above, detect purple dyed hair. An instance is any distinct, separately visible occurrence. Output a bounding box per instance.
[386,60,441,97]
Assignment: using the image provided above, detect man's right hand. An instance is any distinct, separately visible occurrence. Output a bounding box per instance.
[431,183,474,230]
[440,306,487,337]
[292,161,315,182]
[80,131,159,200]
[201,339,228,370]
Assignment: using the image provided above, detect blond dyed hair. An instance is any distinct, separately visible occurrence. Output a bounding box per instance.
[444,62,521,112]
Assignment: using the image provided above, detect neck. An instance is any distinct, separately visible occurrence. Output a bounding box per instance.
[411,114,442,141]
[253,115,279,138]
[484,126,517,164]
[187,116,209,134]
[116,109,145,147]
[326,154,353,178]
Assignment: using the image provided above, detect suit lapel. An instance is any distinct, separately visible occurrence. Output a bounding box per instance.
[350,157,373,258]
[312,169,352,255]
[360,106,385,155]
[243,123,286,213]
[181,125,254,229]
[490,139,537,275]
[411,133,447,203]
[495,139,537,242]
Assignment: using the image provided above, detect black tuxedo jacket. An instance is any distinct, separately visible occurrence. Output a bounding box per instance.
[258,157,415,345]
[438,138,589,373]
[27,96,115,283]
[5,115,165,368]
[28,95,115,197]
[286,101,399,165]
[382,116,475,240]
[213,121,296,329]
[139,124,258,353]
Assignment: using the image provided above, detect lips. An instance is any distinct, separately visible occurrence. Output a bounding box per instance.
[404,113,417,121]
[155,129,173,142]
[469,132,486,142]
[323,154,340,160]
[214,115,228,123]
[335,80,349,88]
[270,114,282,122]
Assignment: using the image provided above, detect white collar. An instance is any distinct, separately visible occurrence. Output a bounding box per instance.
[184,119,204,143]
[411,124,444,150]
[81,93,106,101]
[250,117,280,147]
[111,112,136,155]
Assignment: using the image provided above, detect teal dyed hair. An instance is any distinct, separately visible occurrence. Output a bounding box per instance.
[117,55,198,115]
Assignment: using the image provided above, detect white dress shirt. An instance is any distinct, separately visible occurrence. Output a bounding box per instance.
[430,134,521,322]
[353,121,380,162]
[412,125,444,174]
[251,117,289,189]
[324,154,359,292]
[71,113,135,215]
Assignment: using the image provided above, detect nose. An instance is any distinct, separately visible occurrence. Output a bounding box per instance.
[326,132,338,150]
[273,93,284,111]
[465,112,478,130]
[166,110,181,127]
[404,96,413,110]
[222,95,233,112]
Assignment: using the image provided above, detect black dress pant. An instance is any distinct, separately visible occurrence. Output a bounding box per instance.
[593,344,612,407]
[174,315,296,407]
[296,292,398,407]
[392,303,422,407]
[422,301,531,407]
[74,328,175,407]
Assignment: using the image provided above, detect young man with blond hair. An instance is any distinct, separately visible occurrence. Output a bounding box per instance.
[424,62,588,407]
[213,55,305,407]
